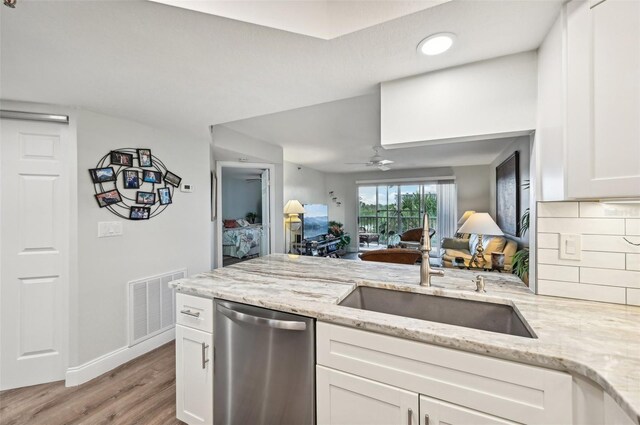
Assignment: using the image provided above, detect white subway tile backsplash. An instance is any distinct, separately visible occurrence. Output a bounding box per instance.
[538,202,579,218]
[538,218,625,235]
[582,235,640,254]
[538,248,626,270]
[538,264,579,282]
[580,268,640,289]
[626,219,640,236]
[580,202,640,218]
[538,233,559,249]
[537,280,626,304]
[627,254,640,271]
[628,288,640,306]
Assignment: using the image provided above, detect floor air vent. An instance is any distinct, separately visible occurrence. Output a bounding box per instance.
[128,269,186,346]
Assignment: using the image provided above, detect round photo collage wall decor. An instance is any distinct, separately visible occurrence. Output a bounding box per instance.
[89,148,182,220]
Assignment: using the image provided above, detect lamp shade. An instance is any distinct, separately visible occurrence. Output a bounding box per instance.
[284,200,305,215]
[457,212,504,236]
[457,210,476,226]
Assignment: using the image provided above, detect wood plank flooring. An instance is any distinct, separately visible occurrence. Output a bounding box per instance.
[0,342,181,425]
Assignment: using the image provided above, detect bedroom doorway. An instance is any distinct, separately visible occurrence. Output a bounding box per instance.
[215,162,274,268]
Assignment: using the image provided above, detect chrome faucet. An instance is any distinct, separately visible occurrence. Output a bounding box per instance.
[420,212,445,286]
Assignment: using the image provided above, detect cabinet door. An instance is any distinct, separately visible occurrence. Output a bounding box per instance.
[176,325,213,425]
[420,395,517,425]
[317,366,419,425]
[566,0,640,198]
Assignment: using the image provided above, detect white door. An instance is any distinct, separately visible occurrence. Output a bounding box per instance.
[420,395,517,425]
[0,118,70,390]
[176,325,214,425]
[317,366,419,425]
[260,168,270,256]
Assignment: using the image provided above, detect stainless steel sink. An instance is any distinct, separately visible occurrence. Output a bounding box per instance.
[339,286,535,338]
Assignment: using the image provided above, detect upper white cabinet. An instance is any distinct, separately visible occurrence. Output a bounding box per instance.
[565,0,640,199]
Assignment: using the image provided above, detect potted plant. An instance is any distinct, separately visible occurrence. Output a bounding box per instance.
[328,221,351,255]
[512,180,530,284]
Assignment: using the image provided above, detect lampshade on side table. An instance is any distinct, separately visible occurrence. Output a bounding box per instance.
[457,212,504,269]
[284,200,305,253]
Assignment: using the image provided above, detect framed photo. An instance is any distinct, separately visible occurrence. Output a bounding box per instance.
[123,169,140,189]
[158,187,172,205]
[89,167,116,183]
[129,206,150,220]
[164,170,182,187]
[137,149,152,167]
[110,151,133,166]
[94,189,122,208]
[142,170,162,184]
[496,151,520,237]
[136,191,156,205]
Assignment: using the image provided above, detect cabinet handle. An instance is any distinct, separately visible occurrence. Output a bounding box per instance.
[424,414,429,425]
[201,342,209,369]
[180,309,200,318]
[408,408,413,425]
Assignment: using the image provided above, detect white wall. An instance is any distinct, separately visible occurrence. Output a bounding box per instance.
[536,12,566,201]
[221,174,262,221]
[283,161,327,205]
[76,110,211,365]
[489,136,531,247]
[326,165,491,251]
[381,51,538,148]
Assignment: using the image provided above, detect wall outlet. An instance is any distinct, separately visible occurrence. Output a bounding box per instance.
[559,233,581,260]
[181,183,193,193]
[98,221,123,238]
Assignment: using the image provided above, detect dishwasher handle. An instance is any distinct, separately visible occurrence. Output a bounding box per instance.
[217,303,307,331]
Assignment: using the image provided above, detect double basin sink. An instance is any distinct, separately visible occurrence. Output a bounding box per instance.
[339,286,535,338]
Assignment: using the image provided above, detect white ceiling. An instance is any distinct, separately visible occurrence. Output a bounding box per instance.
[0,0,562,139]
[222,93,519,173]
[150,0,450,39]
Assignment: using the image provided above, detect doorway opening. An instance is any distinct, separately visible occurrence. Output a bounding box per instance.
[216,163,274,268]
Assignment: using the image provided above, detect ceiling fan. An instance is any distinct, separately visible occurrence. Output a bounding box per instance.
[346,147,394,171]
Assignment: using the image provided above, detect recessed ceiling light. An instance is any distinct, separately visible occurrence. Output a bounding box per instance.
[417,33,456,56]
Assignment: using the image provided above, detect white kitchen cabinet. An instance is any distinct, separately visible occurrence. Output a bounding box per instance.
[566,0,640,199]
[420,395,517,425]
[175,293,214,425]
[317,365,419,425]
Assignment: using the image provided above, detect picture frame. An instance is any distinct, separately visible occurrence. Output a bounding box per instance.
[158,187,172,205]
[136,191,156,205]
[496,151,520,237]
[110,151,133,166]
[137,149,152,167]
[89,167,116,183]
[123,169,140,189]
[164,170,182,187]
[129,206,151,220]
[142,170,162,184]
[94,189,122,208]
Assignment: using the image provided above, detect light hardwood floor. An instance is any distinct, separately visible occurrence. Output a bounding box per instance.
[0,342,181,425]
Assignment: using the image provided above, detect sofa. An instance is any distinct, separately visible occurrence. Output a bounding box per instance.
[440,234,517,271]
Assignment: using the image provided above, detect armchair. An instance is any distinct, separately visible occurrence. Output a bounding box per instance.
[440,234,517,271]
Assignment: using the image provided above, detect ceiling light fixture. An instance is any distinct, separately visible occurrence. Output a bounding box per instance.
[417,32,456,56]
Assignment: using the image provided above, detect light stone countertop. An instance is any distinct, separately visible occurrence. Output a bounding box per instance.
[170,254,640,423]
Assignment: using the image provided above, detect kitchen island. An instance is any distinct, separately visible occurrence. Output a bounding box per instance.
[170,254,640,424]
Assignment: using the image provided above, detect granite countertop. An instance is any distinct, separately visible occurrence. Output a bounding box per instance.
[170,254,640,423]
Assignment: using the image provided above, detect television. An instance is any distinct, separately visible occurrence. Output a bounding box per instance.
[302,204,329,241]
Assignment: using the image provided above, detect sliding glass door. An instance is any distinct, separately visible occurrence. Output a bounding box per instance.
[358,181,456,250]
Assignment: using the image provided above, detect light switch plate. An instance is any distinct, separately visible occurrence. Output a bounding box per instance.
[559,233,581,260]
[98,221,123,238]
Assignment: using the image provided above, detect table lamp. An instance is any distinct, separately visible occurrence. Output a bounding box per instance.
[457,212,503,268]
[456,210,475,236]
[284,200,305,253]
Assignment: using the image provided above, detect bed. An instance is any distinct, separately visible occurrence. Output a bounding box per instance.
[222,224,262,259]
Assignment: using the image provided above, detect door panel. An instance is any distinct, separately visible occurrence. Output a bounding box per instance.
[260,168,270,256]
[176,325,213,425]
[1,118,70,390]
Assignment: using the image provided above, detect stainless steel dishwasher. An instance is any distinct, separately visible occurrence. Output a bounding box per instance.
[214,299,315,425]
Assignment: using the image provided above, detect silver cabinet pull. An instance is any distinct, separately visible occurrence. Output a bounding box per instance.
[201,342,209,369]
[408,408,413,425]
[180,309,200,318]
[424,414,429,425]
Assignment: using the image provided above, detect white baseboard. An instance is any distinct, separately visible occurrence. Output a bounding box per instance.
[65,327,175,387]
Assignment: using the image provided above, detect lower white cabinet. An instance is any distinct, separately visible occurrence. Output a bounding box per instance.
[176,324,213,425]
[317,366,419,425]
